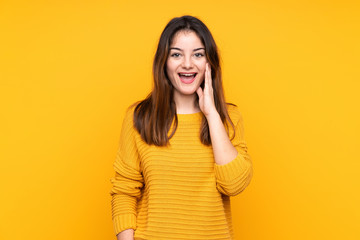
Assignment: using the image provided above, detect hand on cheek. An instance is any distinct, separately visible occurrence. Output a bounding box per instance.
[196,63,218,118]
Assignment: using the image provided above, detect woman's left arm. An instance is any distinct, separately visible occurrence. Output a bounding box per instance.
[196,63,253,196]
[206,111,239,165]
[196,63,238,165]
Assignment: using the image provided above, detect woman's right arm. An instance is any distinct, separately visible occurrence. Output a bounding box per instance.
[117,229,134,240]
[110,107,144,238]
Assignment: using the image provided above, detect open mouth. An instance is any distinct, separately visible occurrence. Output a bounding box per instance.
[178,72,197,84]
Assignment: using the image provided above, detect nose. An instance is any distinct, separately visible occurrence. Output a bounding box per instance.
[182,55,193,69]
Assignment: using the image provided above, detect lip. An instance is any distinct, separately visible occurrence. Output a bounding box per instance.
[178,72,197,84]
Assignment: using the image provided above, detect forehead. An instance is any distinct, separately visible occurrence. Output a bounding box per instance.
[170,30,204,48]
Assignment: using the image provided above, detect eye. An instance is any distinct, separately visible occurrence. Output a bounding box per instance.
[194,52,204,58]
[171,53,181,58]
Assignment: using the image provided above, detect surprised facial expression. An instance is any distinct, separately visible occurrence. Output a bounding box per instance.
[166,30,207,97]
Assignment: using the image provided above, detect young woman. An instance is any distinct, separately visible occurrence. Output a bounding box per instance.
[110,15,253,240]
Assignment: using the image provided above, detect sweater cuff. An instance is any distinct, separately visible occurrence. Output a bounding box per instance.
[113,213,137,236]
[214,153,249,182]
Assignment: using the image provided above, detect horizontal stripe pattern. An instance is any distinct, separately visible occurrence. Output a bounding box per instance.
[110,105,253,239]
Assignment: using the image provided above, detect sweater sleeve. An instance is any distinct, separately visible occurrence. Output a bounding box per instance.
[109,107,144,236]
[214,105,253,196]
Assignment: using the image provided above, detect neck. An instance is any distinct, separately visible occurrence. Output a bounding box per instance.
[173,92,200,114]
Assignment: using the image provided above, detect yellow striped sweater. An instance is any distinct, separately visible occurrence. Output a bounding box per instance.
[110,104,253,240]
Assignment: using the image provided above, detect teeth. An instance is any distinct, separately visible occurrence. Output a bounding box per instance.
[180,73,195,77]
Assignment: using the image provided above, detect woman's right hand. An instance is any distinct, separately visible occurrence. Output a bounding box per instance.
[116,228,134,240]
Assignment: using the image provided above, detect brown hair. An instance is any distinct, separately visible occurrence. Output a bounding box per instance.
[132,15,235,146]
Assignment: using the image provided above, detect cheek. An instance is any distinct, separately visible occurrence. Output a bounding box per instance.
[166,61,177,76]
[198,66,206,78]
[198,61,207,75]
[165,63,173,77]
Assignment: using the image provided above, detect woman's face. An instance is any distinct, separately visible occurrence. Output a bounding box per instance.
[166,30,208,98]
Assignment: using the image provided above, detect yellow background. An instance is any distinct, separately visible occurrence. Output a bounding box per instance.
[1,0,359,239]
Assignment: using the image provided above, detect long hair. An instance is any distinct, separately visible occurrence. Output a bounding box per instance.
[133,15,235,146]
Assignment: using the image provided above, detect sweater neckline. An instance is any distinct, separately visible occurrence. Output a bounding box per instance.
[176,111,203,121]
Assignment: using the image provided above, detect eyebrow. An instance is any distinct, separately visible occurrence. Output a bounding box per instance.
[169,47,205,51]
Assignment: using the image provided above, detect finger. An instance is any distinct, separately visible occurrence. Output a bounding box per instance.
[206,64,212,93]
[204,64,210,91]
[208,63,211,79]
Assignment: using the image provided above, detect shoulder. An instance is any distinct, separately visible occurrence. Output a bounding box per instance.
[121,103,138,130]
[226,103,243,124]
[125,103,137,118]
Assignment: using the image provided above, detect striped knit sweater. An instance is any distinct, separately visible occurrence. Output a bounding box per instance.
[110,104,253,240]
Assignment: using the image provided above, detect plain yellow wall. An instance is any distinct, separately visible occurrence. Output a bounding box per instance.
[1,0,359,239]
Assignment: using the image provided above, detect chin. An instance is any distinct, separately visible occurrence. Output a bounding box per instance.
[178,86,199,95]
